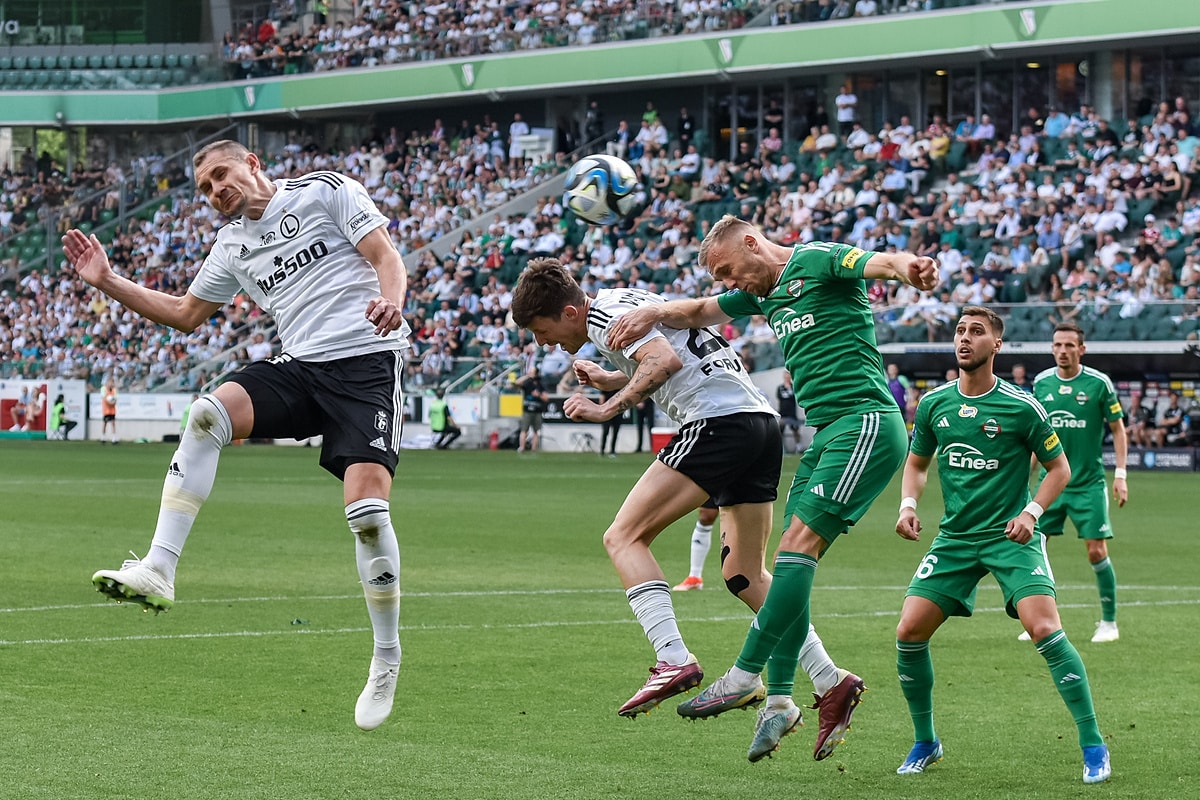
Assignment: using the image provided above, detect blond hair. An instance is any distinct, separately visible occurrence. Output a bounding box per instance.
[698,214,753,272]
[192,139,251,172]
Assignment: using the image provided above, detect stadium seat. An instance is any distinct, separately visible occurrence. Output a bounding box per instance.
[26,56,42,70]
[149,54,163,69]
[118,54,133,69]
[12,56,27,69]
[72,55,88,69]
[0,56,11,70]
[102,54,118,69]
[133,54,149,68]
[179,53,195,69]
[195,53,210,69]
[87,55,103,69]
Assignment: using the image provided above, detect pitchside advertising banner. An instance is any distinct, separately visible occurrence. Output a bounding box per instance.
[1103,447,1197,472]
[0,378,88,439]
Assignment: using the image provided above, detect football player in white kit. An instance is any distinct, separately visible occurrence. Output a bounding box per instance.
[62,140,410,732]
[511,258,848,761]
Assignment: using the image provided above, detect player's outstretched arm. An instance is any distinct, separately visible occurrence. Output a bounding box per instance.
[62,229,223,331]
[864,251,939,292]
[896,452,932,541]
[357,227,408,336]
[607,296,730,349]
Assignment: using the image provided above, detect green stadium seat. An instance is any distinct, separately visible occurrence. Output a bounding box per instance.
[49,69,67,86]
[195,53,210,69]
[149,54,163,68]
[164,53,179,68]
[12,56,27,69]
[0,56,11,69]
[118,54,134,68]
[26,56,42,69]
[179,53,195,68]
[87,55,103,69]
[102,54,118,69]
[133,54,149,68]
[16,70,35,87]
[72,55,88,69]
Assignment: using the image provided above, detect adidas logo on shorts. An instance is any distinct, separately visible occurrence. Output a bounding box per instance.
[369,436,388,451]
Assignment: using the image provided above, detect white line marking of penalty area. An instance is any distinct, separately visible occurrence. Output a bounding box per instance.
[3,598,1198,648]
[2,583,1196,614]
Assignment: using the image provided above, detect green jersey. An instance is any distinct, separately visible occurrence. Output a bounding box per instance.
[1033,366,1123,490]
[429,398,449,431]
[717,241,894,427]
[911,378,1064,538]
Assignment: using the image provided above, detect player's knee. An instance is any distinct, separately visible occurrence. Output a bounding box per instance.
[724,573,750,597]
[346,500,390,545]
[185,395,233,447]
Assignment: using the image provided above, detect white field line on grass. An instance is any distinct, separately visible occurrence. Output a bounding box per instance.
[1,583,1196,615]
[2,597,1198,647]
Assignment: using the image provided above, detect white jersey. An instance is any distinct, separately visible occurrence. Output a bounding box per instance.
[586,288,776,426]
[190,171,411,362]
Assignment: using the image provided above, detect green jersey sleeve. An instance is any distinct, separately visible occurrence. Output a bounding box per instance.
[910,392,937,457]
[1027,415,1064,464]
[716,289,762,319]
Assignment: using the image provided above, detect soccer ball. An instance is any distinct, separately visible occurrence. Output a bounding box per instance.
[562,154,639,226]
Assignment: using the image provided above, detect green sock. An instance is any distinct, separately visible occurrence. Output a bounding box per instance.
[764,617,808,697]
[734,552,816,675]
[1036,630,1104,748]
[897,639,936,742]
[1092,557,1117,623]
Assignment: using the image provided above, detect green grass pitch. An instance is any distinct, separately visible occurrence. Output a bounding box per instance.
[1,441,1196,799]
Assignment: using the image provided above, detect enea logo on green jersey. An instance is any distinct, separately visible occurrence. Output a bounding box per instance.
[771,308,815,337]
[944,443,999,470]
[1049,409,1087,429]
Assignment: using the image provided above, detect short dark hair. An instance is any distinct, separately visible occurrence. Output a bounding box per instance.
[960,305,1004,337]
[510,258,586,328]
[1053,322,1085,344]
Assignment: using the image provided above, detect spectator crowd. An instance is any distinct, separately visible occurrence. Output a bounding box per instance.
[3,84,1199,434]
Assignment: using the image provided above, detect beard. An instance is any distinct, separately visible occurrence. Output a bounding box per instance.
[957,349,992,373]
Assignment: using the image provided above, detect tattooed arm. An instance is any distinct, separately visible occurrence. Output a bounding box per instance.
[562,337,681,423]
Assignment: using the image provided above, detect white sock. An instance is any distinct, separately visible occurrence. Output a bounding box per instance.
[800,624,841,696]
[689,521,713,579]
[626,580,689,665]
[145,396,232,582]
[767,694,796,711]
[348,498,401,664]
[728,665,760,686]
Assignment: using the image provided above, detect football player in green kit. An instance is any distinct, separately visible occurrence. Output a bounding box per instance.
[893,306,1110,784]
[607,214,938,762]
[1020,322,1128,643]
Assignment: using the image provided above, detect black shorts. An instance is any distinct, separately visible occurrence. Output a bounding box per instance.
[657,412,781,506]
[103,414,116,423]
[228,350,405,480]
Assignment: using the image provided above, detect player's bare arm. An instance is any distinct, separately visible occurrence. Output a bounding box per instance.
[357,227,408,336]
[896,452,932,541]
[62,229,223,331]
[563,338,680,423]
[1109,418,1129,507]
[864,252,939,292]
[1007,451,1071,544]
[573,360,630,392]
[606,296,730,349]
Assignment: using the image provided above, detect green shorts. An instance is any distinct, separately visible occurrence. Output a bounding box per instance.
[784,409,908,544]
[905,532,1057,619]
[1041,482,1113,540]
